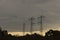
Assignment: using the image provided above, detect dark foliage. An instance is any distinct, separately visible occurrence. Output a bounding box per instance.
[0,29,60,40]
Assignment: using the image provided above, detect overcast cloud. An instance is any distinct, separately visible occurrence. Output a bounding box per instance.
[0,0,60,32]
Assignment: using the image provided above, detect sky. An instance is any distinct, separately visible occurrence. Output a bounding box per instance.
[0,0,60,35]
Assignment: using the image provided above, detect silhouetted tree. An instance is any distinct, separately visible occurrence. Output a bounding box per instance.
[45,29,60,40]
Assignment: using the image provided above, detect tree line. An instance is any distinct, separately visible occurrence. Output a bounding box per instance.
[0,29,60,40]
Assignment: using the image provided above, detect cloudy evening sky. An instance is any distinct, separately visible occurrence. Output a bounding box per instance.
[0,0,60,35]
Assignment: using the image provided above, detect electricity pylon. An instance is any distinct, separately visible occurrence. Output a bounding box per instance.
[23,22,25,36]
[29,17,35,34]
[38,16,44,35]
